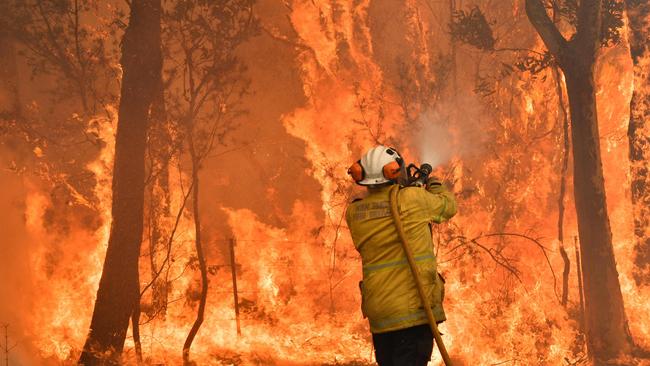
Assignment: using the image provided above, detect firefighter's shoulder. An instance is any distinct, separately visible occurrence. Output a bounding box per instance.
[399,186,430,200]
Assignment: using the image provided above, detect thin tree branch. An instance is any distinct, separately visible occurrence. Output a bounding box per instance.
[140,180,194,298]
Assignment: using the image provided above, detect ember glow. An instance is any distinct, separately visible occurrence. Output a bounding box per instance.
[1,1,650,365]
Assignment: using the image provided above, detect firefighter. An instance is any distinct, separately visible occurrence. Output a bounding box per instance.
[346,145,457,366]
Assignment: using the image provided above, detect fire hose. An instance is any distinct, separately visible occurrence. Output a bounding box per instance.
[389,184,453,366]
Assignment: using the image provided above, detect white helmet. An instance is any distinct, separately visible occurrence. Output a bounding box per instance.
[348,146,403,186]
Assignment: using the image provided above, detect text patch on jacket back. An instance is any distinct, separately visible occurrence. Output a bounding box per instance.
[350,201,391,222]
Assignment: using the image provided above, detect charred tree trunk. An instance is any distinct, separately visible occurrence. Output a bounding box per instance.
[575,236,586,336]
[147,68,172,319]
[556,71,571,306]
[183,135,208,365]
[182,134,209,365]
[552,0,571,309]
[625,0,650,286]
[526,0,633,363]
[79,0,161,364]
[134,29,167,363]
[564,64,633,362]
[132,301,143,363]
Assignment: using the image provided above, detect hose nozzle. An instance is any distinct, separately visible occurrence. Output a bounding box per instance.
[411,163,433,187]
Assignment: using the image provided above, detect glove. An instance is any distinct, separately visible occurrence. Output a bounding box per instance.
[426,177,446,194]
[426,177,442,187]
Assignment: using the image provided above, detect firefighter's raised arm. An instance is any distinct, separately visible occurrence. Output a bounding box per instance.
[418,178,457,223]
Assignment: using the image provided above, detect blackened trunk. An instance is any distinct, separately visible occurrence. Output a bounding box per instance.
[79,0,161,364]
[625,0,650,285]
[526,0,635,362]
[148,68,172,318]
[554,65,571,307]
[182,136,209,365]
[132,299,143,363]
[564,63,633,362]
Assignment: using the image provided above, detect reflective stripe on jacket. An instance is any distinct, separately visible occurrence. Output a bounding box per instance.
[346,183,457,334]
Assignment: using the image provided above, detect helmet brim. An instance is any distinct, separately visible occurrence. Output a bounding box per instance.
[357,177,391,186]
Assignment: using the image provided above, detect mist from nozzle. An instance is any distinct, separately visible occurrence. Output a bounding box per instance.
[415,113,453,168]
[413,99,484,169]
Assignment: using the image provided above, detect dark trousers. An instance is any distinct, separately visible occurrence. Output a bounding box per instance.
[372,324,434,366]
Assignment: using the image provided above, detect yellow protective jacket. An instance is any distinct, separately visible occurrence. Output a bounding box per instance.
[346,183,457,334]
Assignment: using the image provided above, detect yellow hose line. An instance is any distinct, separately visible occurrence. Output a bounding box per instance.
[389,185,453,366]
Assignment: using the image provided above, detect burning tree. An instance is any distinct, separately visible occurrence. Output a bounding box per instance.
[625,0,650,286]
[445,0,641,362]
[79,0,162,363]
[160,0,257,363]
[525,0,634,363]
